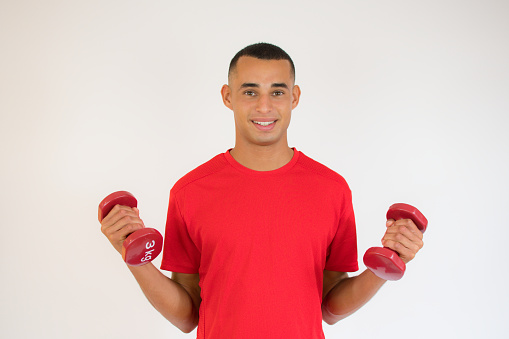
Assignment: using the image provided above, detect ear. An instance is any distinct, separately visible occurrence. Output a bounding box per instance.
[291,85,301,110]
[221,84,233,110]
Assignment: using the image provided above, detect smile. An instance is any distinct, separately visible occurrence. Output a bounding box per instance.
[252,120,276,126]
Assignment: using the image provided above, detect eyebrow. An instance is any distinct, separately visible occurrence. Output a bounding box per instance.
[240,82,289,89]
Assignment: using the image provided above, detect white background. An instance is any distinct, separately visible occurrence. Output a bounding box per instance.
[1,1,508,338]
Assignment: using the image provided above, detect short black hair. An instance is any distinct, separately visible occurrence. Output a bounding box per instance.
[228,42,295,81]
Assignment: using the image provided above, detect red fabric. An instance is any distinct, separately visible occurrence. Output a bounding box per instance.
[161,149,358,339]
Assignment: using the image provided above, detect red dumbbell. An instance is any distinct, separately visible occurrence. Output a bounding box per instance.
[98,191,163,266]
[363,203,427,281]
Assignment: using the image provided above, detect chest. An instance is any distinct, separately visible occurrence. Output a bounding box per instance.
[181,176,341,270]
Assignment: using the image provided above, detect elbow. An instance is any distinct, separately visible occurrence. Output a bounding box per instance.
[179,324,198,334]
[164,306,199,334]
[321,301,348,325]
[322,308,340,326]
[175,316,199,334]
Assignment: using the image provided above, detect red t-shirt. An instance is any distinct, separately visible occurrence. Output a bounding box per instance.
[161,149,358,338]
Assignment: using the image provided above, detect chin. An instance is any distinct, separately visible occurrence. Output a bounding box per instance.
[253,136,285,147]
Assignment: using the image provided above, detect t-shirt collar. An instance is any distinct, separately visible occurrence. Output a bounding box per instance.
[224,148,300,175]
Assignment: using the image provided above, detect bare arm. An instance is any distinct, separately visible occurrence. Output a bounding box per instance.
[322,269,386,324]
[322,218,424,324]
[128,265,201,333]
[101,205,201,333]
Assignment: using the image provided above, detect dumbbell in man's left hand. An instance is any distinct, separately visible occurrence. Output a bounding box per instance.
[380,218,424,265]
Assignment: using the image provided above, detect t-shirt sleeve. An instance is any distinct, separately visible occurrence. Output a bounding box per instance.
[324,186,359,272]
[160,189,201,274]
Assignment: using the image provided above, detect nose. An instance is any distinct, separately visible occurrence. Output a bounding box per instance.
[256,94,273,114]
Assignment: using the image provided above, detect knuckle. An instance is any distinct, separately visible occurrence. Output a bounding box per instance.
[104,228,115,238]
[118,208,127,217]
[392,241,400,250]
[121,215,135,224]
[101,222,112,235]
[128,222,140,231]
[401,220,412,229]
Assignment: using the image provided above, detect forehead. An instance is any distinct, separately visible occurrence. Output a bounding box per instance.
[230,56,293,85]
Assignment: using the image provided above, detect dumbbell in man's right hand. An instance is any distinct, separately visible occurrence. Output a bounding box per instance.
[99,191,163,266]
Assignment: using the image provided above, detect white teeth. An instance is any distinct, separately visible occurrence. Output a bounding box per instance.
[253,121,275,126]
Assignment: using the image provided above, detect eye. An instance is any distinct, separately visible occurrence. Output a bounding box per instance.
[272,90,285,96]
[244,90,256,96]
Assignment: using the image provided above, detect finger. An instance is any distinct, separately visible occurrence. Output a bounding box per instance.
[382,222,424,264]
[383,220,424,246]
[103,215,145,236]
[109,221,145,241]
[101,205,139,231]
[383,237,422,264]
[103,220,145,254]
[385,219,423,240]
[383,231,423,253]
[102,214,145,246]
[383,224,424,250]
[398,219,423,238]
[102,204,137,224]
[101,219,144,247]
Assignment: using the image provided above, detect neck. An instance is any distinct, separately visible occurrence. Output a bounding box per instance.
[229,143,294,171]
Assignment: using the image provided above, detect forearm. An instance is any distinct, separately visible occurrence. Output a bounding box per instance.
[322,269,386,324]
[128,263,199,333]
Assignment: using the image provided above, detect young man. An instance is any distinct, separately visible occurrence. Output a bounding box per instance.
[101,43,424,338]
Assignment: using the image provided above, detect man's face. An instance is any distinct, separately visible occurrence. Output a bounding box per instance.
[221,56,300,149]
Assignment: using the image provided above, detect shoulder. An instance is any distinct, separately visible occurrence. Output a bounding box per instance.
[296,151,351,190]
[171,152,229,194]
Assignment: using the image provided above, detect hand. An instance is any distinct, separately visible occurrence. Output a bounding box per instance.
[381,218,424,264]
[100,205,145,255]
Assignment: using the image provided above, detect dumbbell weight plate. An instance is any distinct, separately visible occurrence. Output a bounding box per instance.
[122,228,163,266]
[363,247,406,281]
[386,203,428,233]
[98,191,137,222]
